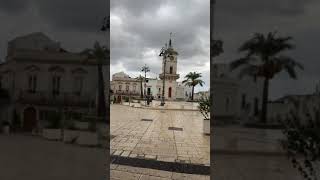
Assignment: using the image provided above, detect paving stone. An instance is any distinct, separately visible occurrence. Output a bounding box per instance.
[121,150,131,157]
[113,150,123,156]
[129,153,138,158]
[145,154,157,160]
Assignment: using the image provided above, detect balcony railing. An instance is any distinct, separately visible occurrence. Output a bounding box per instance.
[114,90,140,96]
[17,90,96,107]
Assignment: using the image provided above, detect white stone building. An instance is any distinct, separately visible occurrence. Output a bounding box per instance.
[110,72,141,103]
[110,37,193,102]
[0,32,107,131]
[212,63,264,123]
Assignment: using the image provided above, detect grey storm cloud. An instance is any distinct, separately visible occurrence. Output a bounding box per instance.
[33,0,108,32]
[110,0,210,77]
[0,0,29,14]
[0,0,108,60]
[213,0,320,99]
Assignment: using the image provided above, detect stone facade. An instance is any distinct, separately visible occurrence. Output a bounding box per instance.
[0,32,106,131]
[110,72,141,103]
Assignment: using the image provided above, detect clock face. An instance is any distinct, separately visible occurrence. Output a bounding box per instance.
[170,56,174,61]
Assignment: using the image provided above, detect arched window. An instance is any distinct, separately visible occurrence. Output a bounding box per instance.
[170,66,173,74]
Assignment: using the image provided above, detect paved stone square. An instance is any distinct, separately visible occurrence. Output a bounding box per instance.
[0,134,106,180]
[211,126,304,180]
[110,104,210,166]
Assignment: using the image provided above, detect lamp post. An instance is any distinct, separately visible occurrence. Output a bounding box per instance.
[141,64,150,106]
[159,45,169,106]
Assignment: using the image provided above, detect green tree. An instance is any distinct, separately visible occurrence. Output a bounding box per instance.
[81,42,109,126]
[182,72,205,100]
[230,31,303,123]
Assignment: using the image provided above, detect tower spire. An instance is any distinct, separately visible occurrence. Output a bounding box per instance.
[169,32,172,48]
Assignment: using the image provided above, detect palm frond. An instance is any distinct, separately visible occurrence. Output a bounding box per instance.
[230,57,251,71]
[238,64,260,79]
[271,56,304,79]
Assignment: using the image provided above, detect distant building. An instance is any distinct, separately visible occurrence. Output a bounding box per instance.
[212,63,264,123]
[110,36,193,102]
[194,91,209,100]
[268,93,320,124]
[110,72,141,103]
[0,32,106,131]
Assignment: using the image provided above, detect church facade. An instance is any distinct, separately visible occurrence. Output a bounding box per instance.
[111,37,193,102]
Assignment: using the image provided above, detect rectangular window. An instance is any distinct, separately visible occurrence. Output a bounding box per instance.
[126,85,129,91]
[28,75,37,93]
[74,77,84,96]
[52,76,61,95]
[119,85,122,90]
[241,94,246,109]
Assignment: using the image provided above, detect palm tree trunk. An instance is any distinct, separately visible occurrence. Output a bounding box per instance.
[191,86,194,101]
[140,79,143,98]
[97,64,107,126]
[261,78,269,124]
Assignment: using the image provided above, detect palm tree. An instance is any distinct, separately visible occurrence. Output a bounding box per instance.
[136,75,144,98]
[101,16,109,31]
[81,42,109,127]
[182,72,205,100]
[230,31,303,123]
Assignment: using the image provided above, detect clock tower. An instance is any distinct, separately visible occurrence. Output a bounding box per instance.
[159,34,180,81]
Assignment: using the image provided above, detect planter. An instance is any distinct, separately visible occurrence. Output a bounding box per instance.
[77,131,99,146]
[63,130,80,143]
[42,129,61,140]
[2,125,10,135]
[203,119,210,135]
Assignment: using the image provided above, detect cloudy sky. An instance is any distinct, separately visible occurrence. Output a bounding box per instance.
[0,0,108,60]
[213,0,320,99]
[110,0,210,93]
[0,0,319,98]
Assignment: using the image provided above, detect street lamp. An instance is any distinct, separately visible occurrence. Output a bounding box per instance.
[141,64,150,106]
[159,45,169,106]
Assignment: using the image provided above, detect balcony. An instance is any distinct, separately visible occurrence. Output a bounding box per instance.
[114,90,140,96]
[17,91,96,108]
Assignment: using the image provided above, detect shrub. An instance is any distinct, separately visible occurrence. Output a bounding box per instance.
[198,95,210,120]
[281,99,320,180]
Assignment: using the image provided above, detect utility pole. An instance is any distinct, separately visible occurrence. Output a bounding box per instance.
[141,64,150,106]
